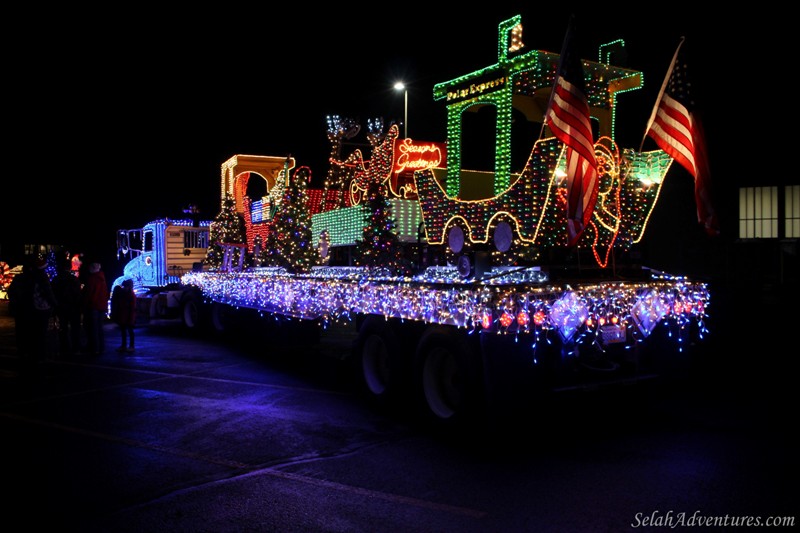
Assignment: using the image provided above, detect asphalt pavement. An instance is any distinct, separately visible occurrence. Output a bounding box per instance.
[1,297,797,532]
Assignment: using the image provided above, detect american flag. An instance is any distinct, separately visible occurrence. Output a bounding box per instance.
[545,17,598,246]
[644,38,718,236]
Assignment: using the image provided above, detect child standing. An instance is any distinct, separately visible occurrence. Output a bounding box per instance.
[110,279,137,353]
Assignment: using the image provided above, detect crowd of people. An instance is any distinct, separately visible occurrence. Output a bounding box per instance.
[6,253,137,371]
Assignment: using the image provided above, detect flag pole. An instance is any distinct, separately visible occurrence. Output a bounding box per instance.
[538,15,574,141]
[640,36,685,152]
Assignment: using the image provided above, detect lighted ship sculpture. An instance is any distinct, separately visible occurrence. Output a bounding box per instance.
[413,15,673,271]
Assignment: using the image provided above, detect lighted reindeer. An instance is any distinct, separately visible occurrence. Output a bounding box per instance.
[366,117,387,147]
[320,115,361,210]
[348,121,400,205]
[344,117,386,205]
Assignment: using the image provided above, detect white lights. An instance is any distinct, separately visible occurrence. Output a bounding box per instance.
[183,267,709,352]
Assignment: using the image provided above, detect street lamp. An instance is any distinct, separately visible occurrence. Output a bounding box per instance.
[393,82,408,138]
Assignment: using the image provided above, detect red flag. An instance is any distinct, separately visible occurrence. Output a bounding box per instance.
[644,38,719,236]
[545,17,599,246]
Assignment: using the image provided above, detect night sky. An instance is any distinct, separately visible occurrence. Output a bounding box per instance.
[3,6,762,277]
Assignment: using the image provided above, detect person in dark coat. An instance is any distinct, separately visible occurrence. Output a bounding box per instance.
[7,256,36,358]
[110,278,137,353]
[7,255,57,367]
[51,259,83,356]
[81,262,110,356]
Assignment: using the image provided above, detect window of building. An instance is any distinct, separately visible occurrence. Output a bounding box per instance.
[786,185,799,238]
[739,186,778,238]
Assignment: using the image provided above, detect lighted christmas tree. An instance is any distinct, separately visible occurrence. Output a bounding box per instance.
[204,195,247,269]
[355,180,408,275]
[264,166,318,274]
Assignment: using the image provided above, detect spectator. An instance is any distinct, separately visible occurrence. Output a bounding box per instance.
[81,262,109,356]
[7,255,57,368]
[110,279,137,353]
[52,259,83,356]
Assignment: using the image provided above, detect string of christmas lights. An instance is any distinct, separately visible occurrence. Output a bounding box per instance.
[183,267,709,353]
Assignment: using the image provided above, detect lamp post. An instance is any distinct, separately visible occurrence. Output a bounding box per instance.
[394,82,408,138]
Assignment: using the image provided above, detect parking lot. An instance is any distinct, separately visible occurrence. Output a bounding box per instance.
[1,298,796,532]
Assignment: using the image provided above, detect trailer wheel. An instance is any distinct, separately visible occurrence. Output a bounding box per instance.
[415,327,483,426]
[180,291,205,330]
[210,302,231,333]
[354,316,405,406]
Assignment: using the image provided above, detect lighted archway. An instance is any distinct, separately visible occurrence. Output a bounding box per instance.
[220,154,296,215]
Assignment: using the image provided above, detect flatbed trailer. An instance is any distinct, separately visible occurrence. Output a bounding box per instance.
[181,264,709,425]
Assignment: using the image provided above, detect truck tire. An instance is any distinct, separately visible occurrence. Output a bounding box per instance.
[354,315,405,407]
[150,295,167,319]
[415,327,484,427]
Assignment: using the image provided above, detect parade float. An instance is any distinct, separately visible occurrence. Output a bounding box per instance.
[117,15,711,426]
